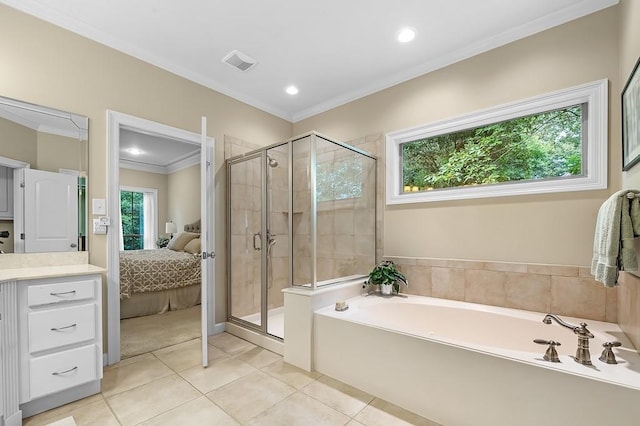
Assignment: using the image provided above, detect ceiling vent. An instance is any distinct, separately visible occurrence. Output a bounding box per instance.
[222,50,257,72]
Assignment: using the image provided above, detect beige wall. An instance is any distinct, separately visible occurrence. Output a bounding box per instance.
[0,116,37,166]
[37,132,85,173]
[294,7,620,267]
[617,0,640,351]
[0,4,292,329]
[119,168,169,240]
[167,164,200,231]
[0,116,86,173]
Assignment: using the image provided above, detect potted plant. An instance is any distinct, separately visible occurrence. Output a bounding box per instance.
[364,260,408,296]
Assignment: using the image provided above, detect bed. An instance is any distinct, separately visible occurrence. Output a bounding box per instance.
[120,220,202,319]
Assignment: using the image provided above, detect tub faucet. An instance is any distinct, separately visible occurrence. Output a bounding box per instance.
[542,314,594,365]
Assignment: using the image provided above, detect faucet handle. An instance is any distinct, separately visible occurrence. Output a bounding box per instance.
[575,322,595,338]
[534,339,561,362]
[599,341,622,364]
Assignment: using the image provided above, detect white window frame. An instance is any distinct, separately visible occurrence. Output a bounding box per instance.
[386,79,608,204]
[119,185,158,250]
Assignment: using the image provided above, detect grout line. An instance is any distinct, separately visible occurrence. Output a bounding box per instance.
[100,392,124,425]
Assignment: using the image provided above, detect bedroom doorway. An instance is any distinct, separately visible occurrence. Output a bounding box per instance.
[106,111,215,366]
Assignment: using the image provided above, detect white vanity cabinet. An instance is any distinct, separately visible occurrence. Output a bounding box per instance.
[19,275,102,407]
[0,268,103,425]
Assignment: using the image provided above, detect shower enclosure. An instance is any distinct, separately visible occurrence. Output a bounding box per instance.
[226,132,377,340]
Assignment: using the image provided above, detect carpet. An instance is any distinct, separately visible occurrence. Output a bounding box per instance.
[120,305,201,358]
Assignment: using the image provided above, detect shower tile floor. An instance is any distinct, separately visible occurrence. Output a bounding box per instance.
[23,333,440,425]
[240,307,285,339]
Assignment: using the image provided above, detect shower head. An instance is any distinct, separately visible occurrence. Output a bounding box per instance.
[267,155,278,168]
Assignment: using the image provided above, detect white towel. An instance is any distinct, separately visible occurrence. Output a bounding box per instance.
[591,190,640,286]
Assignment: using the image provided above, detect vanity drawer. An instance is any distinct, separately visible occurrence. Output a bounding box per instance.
[27,279,96,306]
[29,304,96,353]
[29,344,98,400]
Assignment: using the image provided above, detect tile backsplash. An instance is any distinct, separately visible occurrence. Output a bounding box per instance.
[386,256,618,325]
[617,272,640,352]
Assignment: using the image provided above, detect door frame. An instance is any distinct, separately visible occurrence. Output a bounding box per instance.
[106,110,217,365]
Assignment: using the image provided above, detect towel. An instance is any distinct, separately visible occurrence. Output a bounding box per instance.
[591,190,640,286]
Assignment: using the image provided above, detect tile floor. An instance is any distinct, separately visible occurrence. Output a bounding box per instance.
[24,333,441,426]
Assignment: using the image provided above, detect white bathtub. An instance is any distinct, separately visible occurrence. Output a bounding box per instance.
[314,294,640,426]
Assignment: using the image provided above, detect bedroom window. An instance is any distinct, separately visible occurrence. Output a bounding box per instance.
[385,79,608,204]
[120,186,158,250]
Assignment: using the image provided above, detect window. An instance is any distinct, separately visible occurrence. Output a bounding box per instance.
[386,79,608,204]
[119,186,157,250]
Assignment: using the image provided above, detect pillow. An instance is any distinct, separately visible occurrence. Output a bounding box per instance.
[183,238,201,255]
[166,232,199,251]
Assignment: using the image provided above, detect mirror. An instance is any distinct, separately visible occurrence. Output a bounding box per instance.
[0,96,88,253]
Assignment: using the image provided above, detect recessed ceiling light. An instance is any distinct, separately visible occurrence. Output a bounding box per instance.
[396,27,416,43]
[127,148,143,155]
[285,85,299,95]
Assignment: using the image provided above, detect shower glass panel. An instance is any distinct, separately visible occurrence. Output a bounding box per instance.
[292,136,312,287]
[227,132,376,341]
[228,154,262,330]
[314,137,376,285]
[265,144,289,338]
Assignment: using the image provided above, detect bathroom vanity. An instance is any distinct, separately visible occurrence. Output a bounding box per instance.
[0,259,104,426]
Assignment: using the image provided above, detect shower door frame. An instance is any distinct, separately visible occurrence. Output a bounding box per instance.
[226,144,289,340]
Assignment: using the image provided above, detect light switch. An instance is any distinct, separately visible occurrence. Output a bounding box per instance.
[92,198,106,215]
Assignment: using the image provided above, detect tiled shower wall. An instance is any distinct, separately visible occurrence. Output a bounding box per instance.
[225,136,262,318]
[292,135,377,285]
[225,136,290,317]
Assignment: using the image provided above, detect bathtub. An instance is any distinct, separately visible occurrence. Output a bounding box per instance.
[314,294,640,426]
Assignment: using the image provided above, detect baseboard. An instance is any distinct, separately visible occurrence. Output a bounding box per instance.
[20,380,101,418]
[4,410,22,426]
[210,322,226,335]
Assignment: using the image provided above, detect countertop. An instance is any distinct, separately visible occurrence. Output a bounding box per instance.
[0,263,106,282]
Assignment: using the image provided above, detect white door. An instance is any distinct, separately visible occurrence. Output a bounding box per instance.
[21,168,78,252]
[200,117,215,367]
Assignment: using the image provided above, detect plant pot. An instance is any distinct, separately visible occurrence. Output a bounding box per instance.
[380,283,393,296]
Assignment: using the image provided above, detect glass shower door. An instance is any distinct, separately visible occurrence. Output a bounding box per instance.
[228,154,262,330]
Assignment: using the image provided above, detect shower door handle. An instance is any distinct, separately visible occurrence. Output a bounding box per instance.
[253,233,261,251]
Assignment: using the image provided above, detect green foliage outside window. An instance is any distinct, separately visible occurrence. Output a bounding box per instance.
[401,104,584,191]
[120,190,144,250]
[317,157,363,202]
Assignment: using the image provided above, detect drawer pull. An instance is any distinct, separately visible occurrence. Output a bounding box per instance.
[49,290,77,297]
[52,366,78,376]
[51,323,77,332]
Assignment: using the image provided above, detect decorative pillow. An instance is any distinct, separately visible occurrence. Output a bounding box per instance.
[183,238,201,255]
[166,232,199,251]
